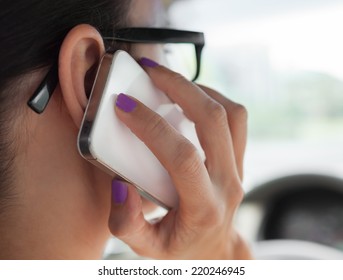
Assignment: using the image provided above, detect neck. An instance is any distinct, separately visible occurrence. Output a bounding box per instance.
[0,176,111,259]
[0,102,112,259]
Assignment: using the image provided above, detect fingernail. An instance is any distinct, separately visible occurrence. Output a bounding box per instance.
[139,57,159,68]
[115,93,137,113]
[112,179,128,204]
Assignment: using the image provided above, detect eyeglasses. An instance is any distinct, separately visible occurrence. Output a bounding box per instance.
[27,27,205,114]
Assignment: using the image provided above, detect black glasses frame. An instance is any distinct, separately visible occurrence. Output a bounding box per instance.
[27,27,205,114]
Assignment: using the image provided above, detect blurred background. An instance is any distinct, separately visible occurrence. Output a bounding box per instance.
[166,0,343,258]
[168,0,343,190]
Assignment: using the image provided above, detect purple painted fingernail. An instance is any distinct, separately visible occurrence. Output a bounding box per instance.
[115,93,137,113]
[139,57,159,68]
[112,179,128,204]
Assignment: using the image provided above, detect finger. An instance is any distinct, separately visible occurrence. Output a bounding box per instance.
[141,63,240,184]
[108,180,158,255]
[198,85,248,180]
[114,93,215,217]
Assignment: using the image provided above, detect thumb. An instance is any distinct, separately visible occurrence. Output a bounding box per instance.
[108,179,157,256]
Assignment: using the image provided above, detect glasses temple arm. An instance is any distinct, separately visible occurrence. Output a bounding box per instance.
[27,63,58,114]
[193,44,204,81]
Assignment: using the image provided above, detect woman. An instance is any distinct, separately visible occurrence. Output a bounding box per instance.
[0,0,251,259]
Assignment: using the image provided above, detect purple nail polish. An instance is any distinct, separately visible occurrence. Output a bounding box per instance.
[115,93,137,113]
[139,57,159,68]
[112,180,128,204]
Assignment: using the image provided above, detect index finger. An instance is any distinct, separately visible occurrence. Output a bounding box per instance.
[114,93,214,215]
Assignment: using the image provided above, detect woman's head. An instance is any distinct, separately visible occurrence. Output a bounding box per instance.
[0,0,130,205]
[0,0,167,259]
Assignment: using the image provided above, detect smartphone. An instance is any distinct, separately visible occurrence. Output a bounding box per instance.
[78,51,204,209]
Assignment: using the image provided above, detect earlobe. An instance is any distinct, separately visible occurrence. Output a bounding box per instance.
[58,24,105,127]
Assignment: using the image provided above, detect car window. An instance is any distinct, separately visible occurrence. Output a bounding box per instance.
[168,0,343,190]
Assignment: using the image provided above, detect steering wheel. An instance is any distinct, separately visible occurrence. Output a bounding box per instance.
[253,239,343,260]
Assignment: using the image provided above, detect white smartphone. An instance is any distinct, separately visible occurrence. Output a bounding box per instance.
[78,51,204,209]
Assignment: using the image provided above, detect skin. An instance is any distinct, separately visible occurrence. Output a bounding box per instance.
[0,0,251,259]
[110,65,251,259]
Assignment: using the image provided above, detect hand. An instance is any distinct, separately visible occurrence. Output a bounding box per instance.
[108,60,251,259]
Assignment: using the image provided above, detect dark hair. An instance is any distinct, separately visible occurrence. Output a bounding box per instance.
[0,0,131,210]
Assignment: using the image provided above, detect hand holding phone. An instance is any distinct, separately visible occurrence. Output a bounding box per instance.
[78,51,204,209]
[107,56,250,259]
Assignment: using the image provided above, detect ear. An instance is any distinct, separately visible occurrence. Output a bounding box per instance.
[58,24,105,127]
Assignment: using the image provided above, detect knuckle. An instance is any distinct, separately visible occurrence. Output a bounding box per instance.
[202,205,223,227]
[185,203,223,231]
[108,220,127,238]
[234,186,244,203]
[228,181,244,207]
[170,71,188,86]
[190,200,226,230]
[172,140,202,178]
[108,214,138,239]
[206,100,228,125]
[231,103,248,122]
[142,113,169,141]
[166,71,191,94]
[110,222,140,240]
